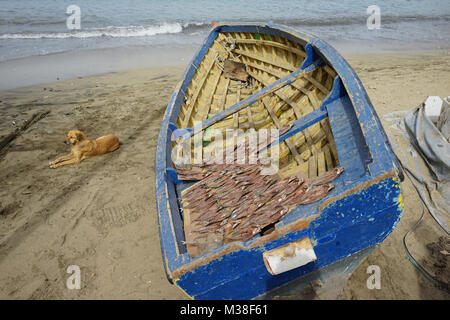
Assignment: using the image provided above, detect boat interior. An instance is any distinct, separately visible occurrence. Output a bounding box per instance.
[174,31,341,178]
[163,26,374,257]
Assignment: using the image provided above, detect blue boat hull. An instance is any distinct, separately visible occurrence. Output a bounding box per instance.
[155,24,403,299]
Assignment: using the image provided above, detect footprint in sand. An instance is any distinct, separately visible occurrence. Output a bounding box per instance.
[88,203,144,234]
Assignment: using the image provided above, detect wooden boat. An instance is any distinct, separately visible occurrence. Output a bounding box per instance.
[155,23,404,299]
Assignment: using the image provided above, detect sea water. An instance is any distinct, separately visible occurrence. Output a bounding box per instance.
[0,0,449,62]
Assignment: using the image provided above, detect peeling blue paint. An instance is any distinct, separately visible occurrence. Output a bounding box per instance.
[155,24,403,299]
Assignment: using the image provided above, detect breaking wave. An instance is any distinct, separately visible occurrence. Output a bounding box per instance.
[0,22,210,40]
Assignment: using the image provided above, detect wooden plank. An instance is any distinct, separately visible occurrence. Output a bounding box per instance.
[327,95,372,179]
[246,101,255,129]
[308,74,339,165]
[245,60,289,79]
[182,202,201,257]
[202,68,224,120]
[324,65,337,78]
[233,48,297,72]
[308,154,317,178]
[317,151,326,176]
[248,71,297,111]
[234,38,306,57]
[219,78,230,111]
[234,89,240,128]
[181,66,308,139]
[274,108,329,145]
[244,59,329,106]
[249,70,318,155]
[304,74,329,95]
[323,145,333,170]
[244,59,328,116]
[182,52,219,128]
[261,98,303,165]
[278,160,309,179]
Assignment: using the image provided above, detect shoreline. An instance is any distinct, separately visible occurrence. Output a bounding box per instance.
[0,45,198,91]
[1,43,448,92]
[0,51,449,299]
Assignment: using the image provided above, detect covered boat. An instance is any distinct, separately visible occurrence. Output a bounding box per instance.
[155,23,404,299]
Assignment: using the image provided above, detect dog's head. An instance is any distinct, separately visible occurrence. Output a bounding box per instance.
[65,130,85,145]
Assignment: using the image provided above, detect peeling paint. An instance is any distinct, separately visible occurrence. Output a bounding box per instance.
[155,24,403,299]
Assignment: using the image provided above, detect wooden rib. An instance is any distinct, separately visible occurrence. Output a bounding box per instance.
[202,68,224,121]
[249,70,318,155]
[242,34,259,130]
[246,101,255,129]
[278,35,299,72]
[308,154,317,178]
[187,66,307,137]
[261,98,303,165]
[234,88,240,128]
[234,48,297,72]
[286,67,337,167]
[234,38,306,57]
[240,38,334,78]
[219,78,230,112]
[177,102,187,123]
[304,74,328,95]
[317,151,326,176]
[324,65,337,78]
[307,73,339,167]
[182,51,219,127]
[254,32,301,164]
[244,59,324,105]
[323,145,333,170]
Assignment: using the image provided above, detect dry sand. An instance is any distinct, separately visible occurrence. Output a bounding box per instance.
[0,51,449,299]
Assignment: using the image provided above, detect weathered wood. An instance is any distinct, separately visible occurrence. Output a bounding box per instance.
[249,70,318,156]
[308,154,317,178]
[304,74,329,95]
[323,145,334,170]
[317,151,326,176]
[219,78,231,112]
[201,68,224,121]
[261,98,303,165]
[183,67,308,139]
[234,38,306,57]
[182,52,219,128]
[224,60,249,82]
[158,25,403,301]
[176,30,339,178]
[234,48,297,72]
[234,89,240,128]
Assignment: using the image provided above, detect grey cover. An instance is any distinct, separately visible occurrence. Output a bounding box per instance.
[383,100,449,235]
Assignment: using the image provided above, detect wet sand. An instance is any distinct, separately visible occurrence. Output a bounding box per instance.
[0,51,449,299]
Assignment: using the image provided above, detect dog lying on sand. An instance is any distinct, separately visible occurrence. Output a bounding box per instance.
[49,129,119,168]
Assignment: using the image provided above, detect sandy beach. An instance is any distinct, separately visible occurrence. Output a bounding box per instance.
[0,50,449,299]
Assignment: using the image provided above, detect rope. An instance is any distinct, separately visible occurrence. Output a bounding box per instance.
[216,36,254,91]
[403,204,449,292]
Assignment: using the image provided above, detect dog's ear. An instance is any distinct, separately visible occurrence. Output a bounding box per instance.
[75,132,83,141]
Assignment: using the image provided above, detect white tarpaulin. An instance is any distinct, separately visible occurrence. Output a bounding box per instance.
[383,97,449,235]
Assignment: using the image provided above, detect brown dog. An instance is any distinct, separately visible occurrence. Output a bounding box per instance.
[49,129,119,168]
